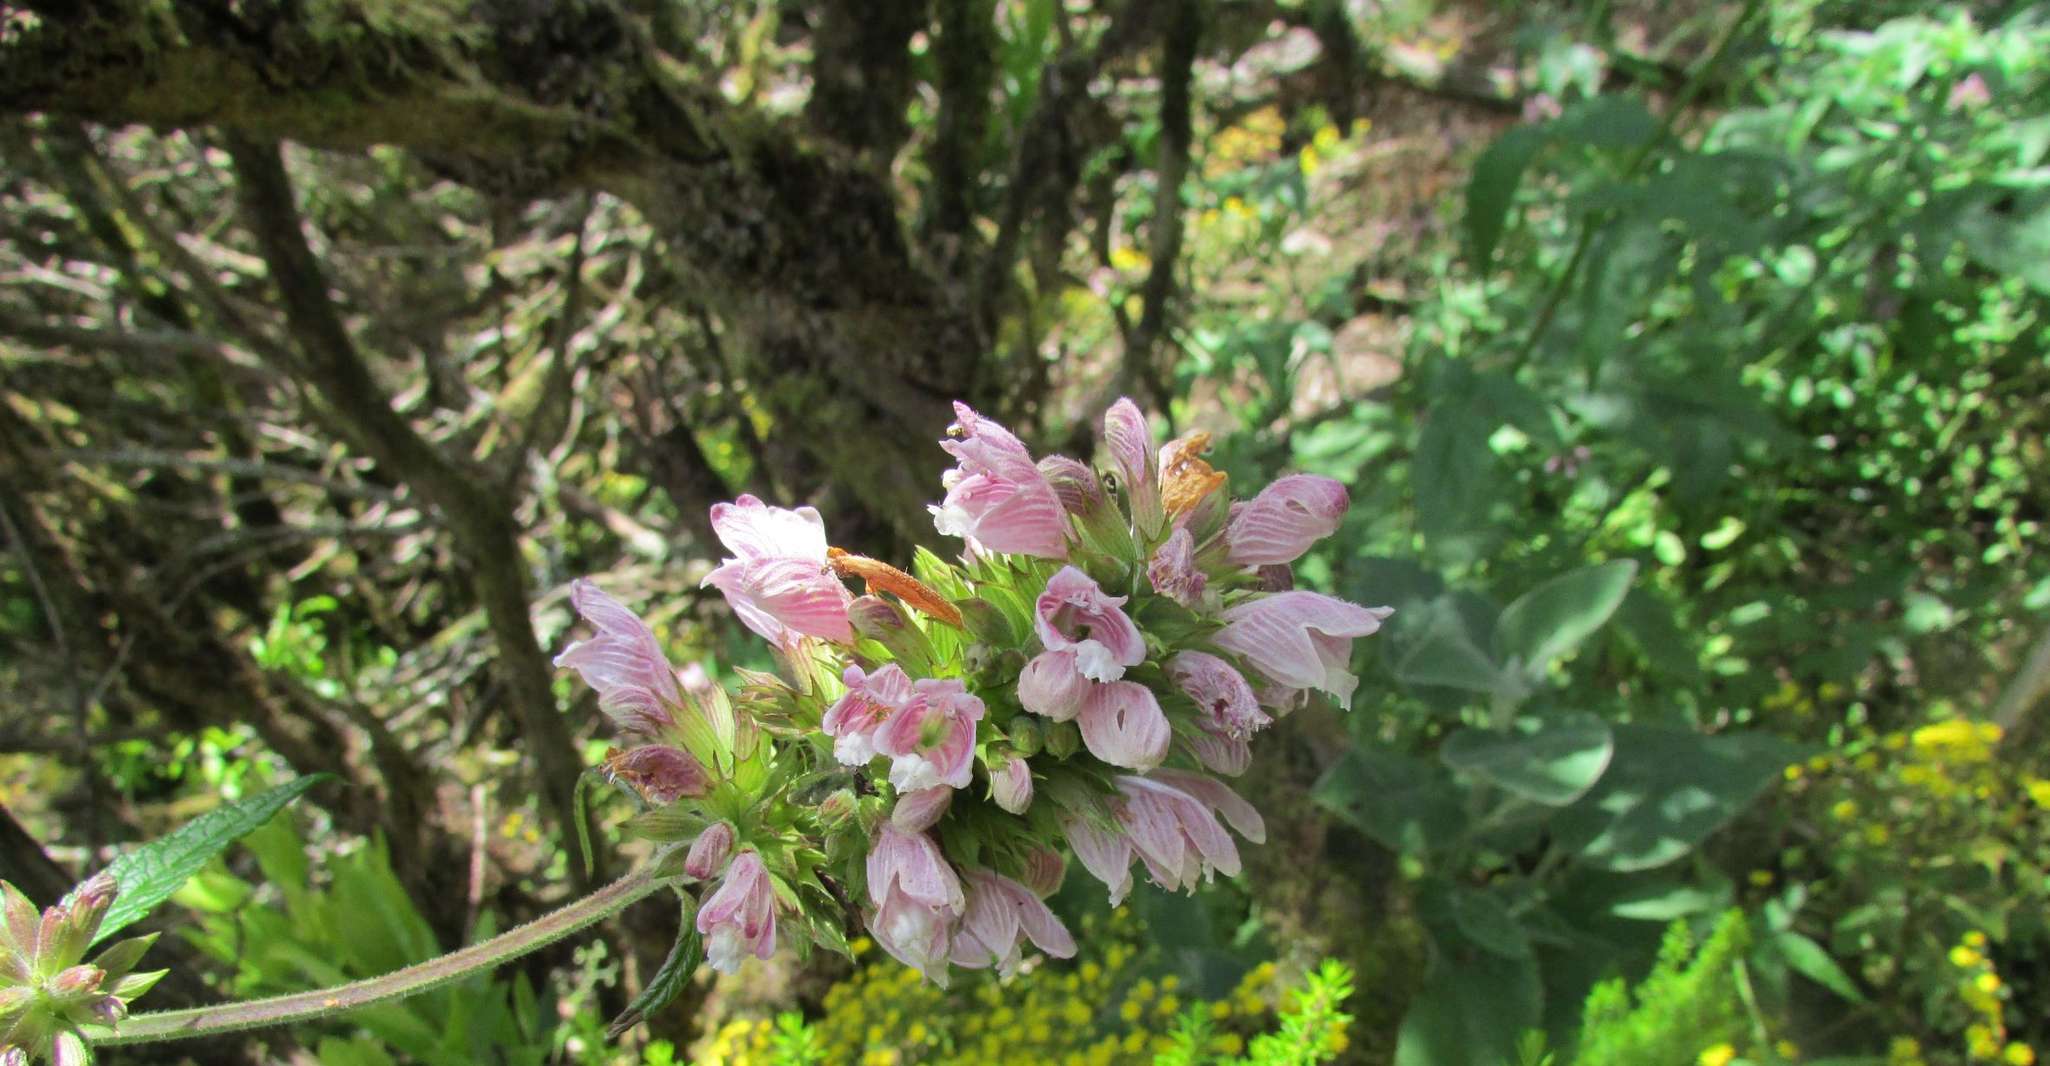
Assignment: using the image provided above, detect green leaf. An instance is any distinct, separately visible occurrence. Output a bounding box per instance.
[1772,930,1867,1004]
[1466,125,1549,271]
[1313,748,1469,857]
[1395,944,1541,1066]
[1495,561,1638,675]
[1555,726,1802,873]
[1449,887,1533,960]
[1414,404,1502,552]
[607,899,702,1038]
[1441,712,1615,806]
[1394,600,1507,695]
[95,775,328,944]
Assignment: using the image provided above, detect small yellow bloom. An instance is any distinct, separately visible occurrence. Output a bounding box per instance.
[1749,869,1775,887]
[1157,994,1180,1016]
[1953,946,1986,968]
[1864,824,1891,846]
[1313,125,1342,153]
[2005,1043,2036,1066]
[1831,799,1859,821]
[1777,1039,1801,1059]
[1807,755,1833,773]
[1118,1000,1141,1022]
[1977,971,2003,995]
[2026,779,2050,809]
[1699,1043,1738,1066]
[1966,931,1989,948]
[1784,765,1804,782]
[1298,145,1321,176]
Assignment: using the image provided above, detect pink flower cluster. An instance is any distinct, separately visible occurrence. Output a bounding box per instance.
[554,396,1389,985]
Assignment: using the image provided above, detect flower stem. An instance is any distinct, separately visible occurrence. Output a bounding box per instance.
[87,868,671,1046]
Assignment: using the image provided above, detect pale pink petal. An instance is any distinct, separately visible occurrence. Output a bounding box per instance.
[892,787,954,832]
[710,494,830,562]
[1038,455,1107,515]
[1103,398,1158,522]
[1168,651,1269,739]
[1077,681,1171,770]
[932,403,1070,559]
[989,758,1034,814]
[555,579,679,735]
[1147,526,1207,607]
[870,888,956,986]
[866,826,965,912]
[1034,566,1146,681]
[1018,650,1089,721]
[1215,591,1392,708]
[684,822,735,880]
[1226,475,1349,566]
[1184,730,1251,776]
[697,850,777,972]
[1060,815,1133,905]
[1018,845,1066,898]
[1149,769,1267,845]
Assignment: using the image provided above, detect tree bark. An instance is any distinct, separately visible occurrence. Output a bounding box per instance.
[2,0,986,542]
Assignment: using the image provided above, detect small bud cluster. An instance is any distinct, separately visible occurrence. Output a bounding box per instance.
[1,875,166,1066]
[555,397,1388,989]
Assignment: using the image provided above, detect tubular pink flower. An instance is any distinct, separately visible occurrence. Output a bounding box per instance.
[703,495,854,648]
[684,822,736,880]
[1019,846,1067,898]
[1017,650,1089,721]
[1059,814,1134,905]
[1225,475,1350,566]
[870,885,958,987]
[989,757,1033,814]
[697,850,777,973]
[1147,525,1208,607]
[1103,398,1160,532]
[1183,730,1251,776]
[1214,591,1393,708]
[604,744,710,804]
[1168,651,1269,740]
[875,679,986,792]
[891,787,954,832]
[554,579,680,737]
[1115,773,1264,894]
[866,826,966,913]
[931,402,1070,559]
[948,869,1077,976]
[1035,566,1146,682]
[1077,681,1171,770]
[822,663,918,766]
[1037,455,1107,516]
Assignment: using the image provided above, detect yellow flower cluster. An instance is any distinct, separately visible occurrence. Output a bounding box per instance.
[1949,931,2033,1064]
[693,910,1291,1066]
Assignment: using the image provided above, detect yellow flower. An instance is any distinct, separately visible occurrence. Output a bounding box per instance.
[2005,1044,2036,1066]
[1298,145,1322,176]
[1784,765,1804,782]
[1118,1001,1141,1023]
[1777,1039,1800,1059]
[1953,946,1986,968]
[1157,994,1180,1016]
[1890,1037,1922,1062]
[1966,931,1990,948]
[1699,1043,1739,1066]
[1831,799,1859,821]
[1108,245,1150,272]
[1312,125,1342,153]
[1749,870,1775,887]
[2026,779,2050,809]
[1223,196,1252,219]
[1977,971,2004,995]
[1864,824,1891,846]
[1807,755,1833,773]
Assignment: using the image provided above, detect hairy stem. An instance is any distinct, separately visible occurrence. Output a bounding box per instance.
[87,869,671,1046]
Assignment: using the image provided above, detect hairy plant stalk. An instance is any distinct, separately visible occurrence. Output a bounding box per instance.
[85,868,670,1046]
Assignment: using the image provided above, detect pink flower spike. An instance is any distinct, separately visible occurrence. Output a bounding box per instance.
[891,787,954,832]
[1215,591,1393,708]
[949,870,1077,976]
[1168,651,1270,740]
[555,579,679,737]
[703,495,854,647]
[866,826,966,912]
[989,757,1033,814]
[1017,650,1089,721]
[1034,566,1146,682]
[875,679,986,792]
[1103,398,1161,532]
[822,663,918,766]
[931,402,1070,559]
[1060,814,1134,905]
[684,822,735,880]
[1147,525,1207,608]
[696,850,777,973]
[1115,775,1250,893]
[1077,681,1171,770]
[1226,475,1350,567]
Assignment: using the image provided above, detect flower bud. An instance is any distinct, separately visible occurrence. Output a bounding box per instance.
[891,788,953,832]
[849,596,937,676]
[1,1042,26,1066]
[990,757,1033,815]
[1044,721,1083,760]
[1007,717,1043,757]
[817,789,858,827]
[49,965,103,998]
[51,1032,89,1066]
[87,993,126,1025]
[685,822,736,880]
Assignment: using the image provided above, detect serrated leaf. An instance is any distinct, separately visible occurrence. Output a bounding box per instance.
[1773,930,1867,1004]
[94,775,328,944]
[1496,561,1638,675]
[1441,713,1614,806]
[608,899,702,1039]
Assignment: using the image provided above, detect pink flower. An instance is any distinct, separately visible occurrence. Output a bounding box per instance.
[1225,475,1349,567]
[1214,591,1392,709]
[1184,731,1251,776]
[1104,398,1160,531]
[554,579,680,737]
[1168,651,1269,740]
[875,679,986,792]
[931,402,1070,559]
[866,826,966,984]
[697,850,777,973]
[1035,566,1145,682]
[685,822,735,880]
[1077,681,1171,770]
[822,663,917,766]
[948,869,1077,976]
[604,744,710,804]
[891,787,953,832]
[1117,772,1266,893]
[1019,846,1067,897]
[1018,650,1090,720]
[989,757,1033,814]
[703,495,854,647]
[1147,525,1207,607]
[1059,814,1135,905]
[1037,455,1107,516]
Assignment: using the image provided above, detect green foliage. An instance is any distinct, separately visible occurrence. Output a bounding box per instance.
[1572,911,1754,1066]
